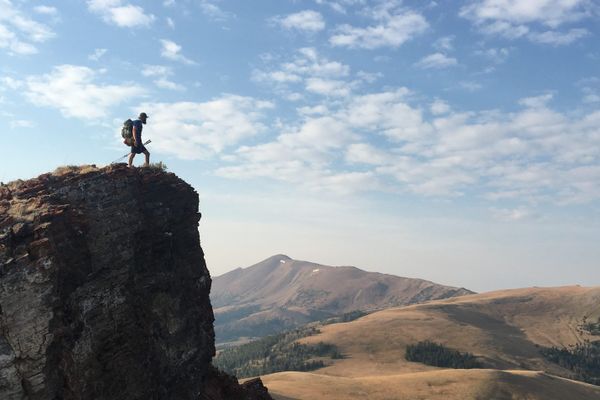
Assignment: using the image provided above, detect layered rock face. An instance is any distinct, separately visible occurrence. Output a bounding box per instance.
[0,165,270,400]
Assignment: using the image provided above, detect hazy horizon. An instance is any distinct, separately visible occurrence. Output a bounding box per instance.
[1,1,599,293]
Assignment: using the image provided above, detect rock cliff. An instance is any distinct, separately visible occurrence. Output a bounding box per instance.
[0,165,271,400]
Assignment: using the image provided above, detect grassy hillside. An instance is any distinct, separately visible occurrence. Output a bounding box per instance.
[256,286,600,399]
[262,370,600,400]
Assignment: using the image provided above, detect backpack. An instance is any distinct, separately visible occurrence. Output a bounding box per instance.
[121,119,134,146]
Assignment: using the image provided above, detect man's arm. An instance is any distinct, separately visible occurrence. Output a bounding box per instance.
[132,125,138,146]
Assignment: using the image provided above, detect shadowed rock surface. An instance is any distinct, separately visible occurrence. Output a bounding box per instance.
[0,165,271,400]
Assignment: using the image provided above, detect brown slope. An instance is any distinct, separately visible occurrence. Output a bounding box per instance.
[211,255,473,344]
[260,286,600,399]
[262,370,600,400]
[299,286,600,377]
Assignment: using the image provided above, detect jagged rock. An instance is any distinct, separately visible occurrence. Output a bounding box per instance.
[201,367,272,400]
[0,165,271,400]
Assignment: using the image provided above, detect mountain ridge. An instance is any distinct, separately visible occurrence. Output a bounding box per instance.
[211,254,473,345]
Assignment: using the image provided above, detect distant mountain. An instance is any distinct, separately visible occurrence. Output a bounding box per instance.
[261,285,600,400]
[211,254,473,345]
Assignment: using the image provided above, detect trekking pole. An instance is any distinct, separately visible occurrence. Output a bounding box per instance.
[111,140,152,164]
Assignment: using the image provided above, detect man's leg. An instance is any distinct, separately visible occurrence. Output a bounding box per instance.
[143,149,150,167]
[128,152,135,167]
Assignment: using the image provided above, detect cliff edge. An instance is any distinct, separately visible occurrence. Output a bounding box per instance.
[0,165,271,400]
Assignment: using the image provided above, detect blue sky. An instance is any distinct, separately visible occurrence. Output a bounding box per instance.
[1,0,599,291]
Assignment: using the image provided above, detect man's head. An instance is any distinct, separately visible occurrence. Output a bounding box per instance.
[139,112,149,124]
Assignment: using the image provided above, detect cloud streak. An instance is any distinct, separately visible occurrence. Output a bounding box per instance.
[272,10,326,32]
[87,0,155,28]
[24,65,146,119]
[0,0,55,55]
[415,53,458,69]
[329,2,428,49]
[136,95,274,159]
[460,0,594,45]
[160,39,197,64]
[213,87,600,204]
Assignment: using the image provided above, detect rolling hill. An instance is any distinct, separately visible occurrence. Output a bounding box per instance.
[262,369,600,400]
[211,255,473,345]
[257,285,600,399]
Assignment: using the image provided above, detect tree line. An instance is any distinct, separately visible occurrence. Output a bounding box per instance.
[405,340,482,369]
[213,326,342,378]
[540,340,600,386]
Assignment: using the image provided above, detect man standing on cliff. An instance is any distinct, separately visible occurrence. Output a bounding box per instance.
[128,112,150,167]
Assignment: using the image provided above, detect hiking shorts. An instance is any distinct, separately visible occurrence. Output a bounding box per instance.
[131,142,147,154]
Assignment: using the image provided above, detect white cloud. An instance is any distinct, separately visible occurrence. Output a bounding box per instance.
[216,113,368,194]
[137,95,274,159]
[330,3,428,49]
[415,53,458,69]
[460,0,594,44]
[253,47,357,98]
[1,76,23,90]
[528,28,589,45]
[88,48,107,61]
[160,39,196,64]
[110,5,151,27]
[480,20,529,39]
[297,104,330,116]
[433,36,454,51]
[87,0,155,28]
[460,0,593,28]
[518,93,553,108]
[141,65,171,78]
[476,47,511,64]
[578,77,600,104]
[198,1,234,21]
[25,65,146,119]
[305,78,351,97]
[430,99,450,115]
[345,143,391,165]
[252,70,302,84]
[288,48,351,77]
[166,17,175,29]
[356,70,382,83]
[490,207,539,221]
[141,64,185,91]
[154,78,185,91]
[10,119,35,129]
[272,10,326,32]
[584,94,600,103]
[459,81,483,92]
[34,6,58,16]
[314,0,366,14]
[0,0,55,55]
[215,87,600,204]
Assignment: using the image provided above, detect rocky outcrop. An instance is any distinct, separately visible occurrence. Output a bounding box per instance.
[0,165,271,400]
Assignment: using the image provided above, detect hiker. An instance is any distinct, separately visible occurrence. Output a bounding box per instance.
[128,112,150,167]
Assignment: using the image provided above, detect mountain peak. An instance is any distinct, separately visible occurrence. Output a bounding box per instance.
[263,254,292,263]
[211,256,473,344]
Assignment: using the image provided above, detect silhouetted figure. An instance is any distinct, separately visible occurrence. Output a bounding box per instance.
[128,112,150,167]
